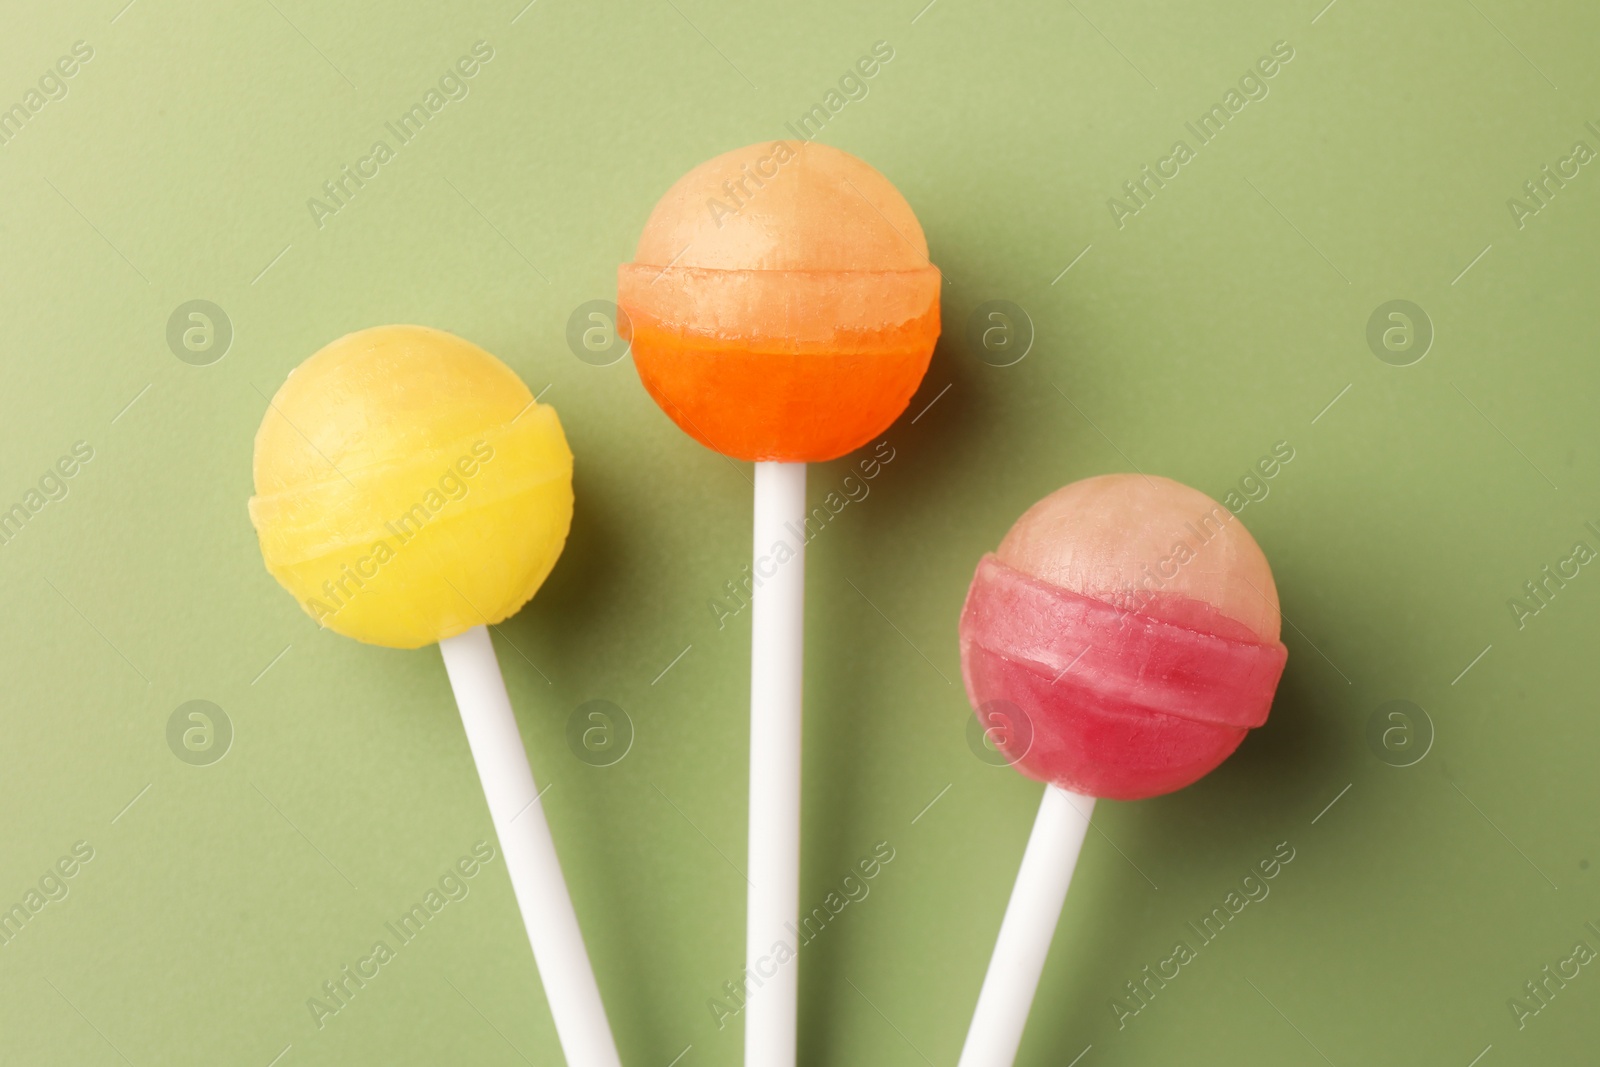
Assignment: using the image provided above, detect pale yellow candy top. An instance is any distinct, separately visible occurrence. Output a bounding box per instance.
[248,325,573,649]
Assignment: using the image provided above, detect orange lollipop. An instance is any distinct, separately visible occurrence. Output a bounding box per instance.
[618,140,941,461]
[619,142,942,1067]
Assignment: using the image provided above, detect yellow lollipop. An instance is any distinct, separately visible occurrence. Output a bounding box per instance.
[248,325,621,1067]
[249,324,573,648]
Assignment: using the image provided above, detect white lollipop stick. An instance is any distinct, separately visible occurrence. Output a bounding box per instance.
[959,785,1096,1067]
[439,625,622,1067]
[745,460,807,1067]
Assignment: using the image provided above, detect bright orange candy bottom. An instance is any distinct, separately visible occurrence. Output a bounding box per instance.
[619,262,941,462]
[629,329,935,462]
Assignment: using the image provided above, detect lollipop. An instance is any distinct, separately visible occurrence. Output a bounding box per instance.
[249,325,620,1067]
[618,141,940,1065]
[956,474,1287,1066]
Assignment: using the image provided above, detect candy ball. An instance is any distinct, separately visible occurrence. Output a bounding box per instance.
[618,140,942,462]
[959,474,1288,800]
[248,325,574,650]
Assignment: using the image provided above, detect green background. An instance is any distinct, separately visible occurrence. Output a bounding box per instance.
[2,0,1597,1063]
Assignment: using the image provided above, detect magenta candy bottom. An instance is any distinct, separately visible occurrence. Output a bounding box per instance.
[959,556,1288,800]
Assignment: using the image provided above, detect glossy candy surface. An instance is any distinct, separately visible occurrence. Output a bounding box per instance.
[618,141,941,462]
[959,474,1288,799]
[249,325,573,649]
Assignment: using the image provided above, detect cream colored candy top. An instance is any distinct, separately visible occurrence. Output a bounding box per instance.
[996,473,1282,644]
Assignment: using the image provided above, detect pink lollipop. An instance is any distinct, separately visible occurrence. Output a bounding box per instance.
[957,473,1287,1065]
